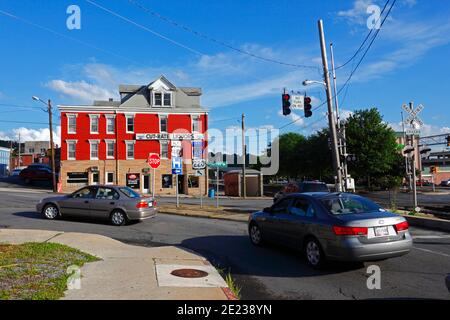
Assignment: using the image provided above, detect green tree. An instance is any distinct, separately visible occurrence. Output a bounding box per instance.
[345,108,401,188]
[275,132,306,179]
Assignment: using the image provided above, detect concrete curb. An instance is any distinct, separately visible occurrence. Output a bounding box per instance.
[402,215,450,233]
[158,209,248,222]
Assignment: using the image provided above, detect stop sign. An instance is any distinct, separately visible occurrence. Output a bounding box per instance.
[147,153,161,169]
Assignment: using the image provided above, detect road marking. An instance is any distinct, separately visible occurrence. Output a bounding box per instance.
[413,246,450,258]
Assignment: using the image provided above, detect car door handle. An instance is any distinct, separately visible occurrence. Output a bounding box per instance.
[84,200,89,204]
[110,202,115,205]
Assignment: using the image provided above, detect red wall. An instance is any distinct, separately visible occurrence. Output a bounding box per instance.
[61,112,207,161]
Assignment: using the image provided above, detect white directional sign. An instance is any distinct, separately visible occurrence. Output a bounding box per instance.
[291,95,304,110]
[405,128,421,136]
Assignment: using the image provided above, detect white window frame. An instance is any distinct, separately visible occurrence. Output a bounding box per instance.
[105,139,115,159]
[160,140,169,159]
[66,139,77,160]
[125,140,135,160]
[67,114,77,134]
[159,114,168,133]
[89,139,100,160]
[106,115,116,134]
[105,172,115,185]
[89,114,100,134]
[152,91,172,107]
[125,115,134,133]
[191,115,201,133]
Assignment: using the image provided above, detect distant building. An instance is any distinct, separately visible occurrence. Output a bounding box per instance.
[0,146,11,176]
[10,140,52,169]
[421,150,450,184]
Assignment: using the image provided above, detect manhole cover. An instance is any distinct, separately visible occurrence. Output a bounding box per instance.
[170,268,209,278]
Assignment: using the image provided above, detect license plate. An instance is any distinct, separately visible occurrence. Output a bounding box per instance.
[374,226,389,237]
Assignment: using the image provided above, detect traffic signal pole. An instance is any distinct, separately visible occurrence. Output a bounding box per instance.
[47,100,57,193]
[318,20,343,192]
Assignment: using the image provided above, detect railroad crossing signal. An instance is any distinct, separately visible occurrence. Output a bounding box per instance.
[402,103,424,128]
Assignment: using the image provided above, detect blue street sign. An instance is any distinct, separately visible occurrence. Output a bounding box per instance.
[172,157,183,175]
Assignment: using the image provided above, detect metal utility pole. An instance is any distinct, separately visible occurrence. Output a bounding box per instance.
[18,132,21,168]
[216,166,219,208]
[241,113,246,198]
[401,111,411,191]
[318,19,343,192]
[330,43,346,192]
[176,174,179,208]
[47,100,57,193]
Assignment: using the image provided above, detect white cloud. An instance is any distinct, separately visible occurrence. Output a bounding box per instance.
[47,79,117,103]
[1,126,61,146]
[337,0,375,25]
[388,121,450,137]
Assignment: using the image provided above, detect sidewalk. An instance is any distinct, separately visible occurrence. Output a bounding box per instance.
[0,229,236,300]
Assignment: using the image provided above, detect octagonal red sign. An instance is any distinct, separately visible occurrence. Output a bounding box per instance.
[147,153,161,169]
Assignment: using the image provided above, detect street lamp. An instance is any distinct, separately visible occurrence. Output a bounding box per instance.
[32,96,57,193]
[302,79,326,87]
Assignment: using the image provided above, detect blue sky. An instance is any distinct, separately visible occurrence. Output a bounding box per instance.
[0,0,449,150]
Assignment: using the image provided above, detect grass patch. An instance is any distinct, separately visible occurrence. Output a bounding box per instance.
[0,242,99,300]
[215,267,241,299]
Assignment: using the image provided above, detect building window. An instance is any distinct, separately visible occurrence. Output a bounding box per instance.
[160,140,169,159]
[106,116,115,134]
[162,174,173,188]
[106,140,115,159]
[192,115,200,133]
[28,148,35,153]
[126,141,134,159]
[188,175,199,188]
[67,140,76,160]
[90,140,99,160]
[92,172,99,185]
[163,93,171,106]
[106,172,115,185]
[40,148,46,154]
[90,115,99,134]
[126,115,134,133]
[154,93,162,106]
[68,114,77,134]
[160,115,168,133]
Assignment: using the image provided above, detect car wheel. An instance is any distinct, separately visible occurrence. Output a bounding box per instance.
[42,204,59,220]
[249,223,264,246]
[304,237,325,269]
[110,210,127,226]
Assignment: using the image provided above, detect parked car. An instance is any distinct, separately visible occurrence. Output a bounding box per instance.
[440,179,450,187]
[248,192,412,268]
[10,168,25,176]
[274,181,330,202]
[36,185,157,226]
[19,166,53,183]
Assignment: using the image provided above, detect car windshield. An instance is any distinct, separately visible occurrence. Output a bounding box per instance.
[321,195,381,215]
[119,187,140,198]
[302,183,329,192]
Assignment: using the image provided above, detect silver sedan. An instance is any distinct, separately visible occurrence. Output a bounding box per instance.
[248,192,412,268]
[36,185,156,226]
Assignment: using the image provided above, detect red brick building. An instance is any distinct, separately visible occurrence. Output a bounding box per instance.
[58,76,208,195]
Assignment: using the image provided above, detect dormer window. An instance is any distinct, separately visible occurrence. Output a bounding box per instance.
[152,91,172,107]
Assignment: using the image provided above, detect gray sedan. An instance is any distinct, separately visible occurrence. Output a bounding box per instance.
[36,185,156,226]
[248,192,412,268]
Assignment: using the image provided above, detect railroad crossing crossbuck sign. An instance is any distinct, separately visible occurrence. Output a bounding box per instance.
[402,103,424,128]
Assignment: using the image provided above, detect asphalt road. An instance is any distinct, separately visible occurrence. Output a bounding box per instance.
[0,188,449,300]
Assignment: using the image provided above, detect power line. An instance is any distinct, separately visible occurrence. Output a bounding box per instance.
[126,0,319,70]
[334,0,390,70]
[0,120,49,125]
[85,0,204,56]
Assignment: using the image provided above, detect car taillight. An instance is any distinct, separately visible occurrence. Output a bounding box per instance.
[153,200,157,207]
[333,226,368,236]
[394,221,409,232]
[136,201,148,209]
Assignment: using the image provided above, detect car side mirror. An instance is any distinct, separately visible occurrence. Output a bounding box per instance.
[263,207,272,213]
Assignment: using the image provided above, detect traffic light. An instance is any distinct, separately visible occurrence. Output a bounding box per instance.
[282,93,291,116]
[447,135,450,147]
[304,96,312,118]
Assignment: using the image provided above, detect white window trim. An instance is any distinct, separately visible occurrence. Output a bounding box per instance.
[125,140,135,160]
[66,139,77,160]
[152,90,173,107]
[160,140,169,159]
[159,114,168,133]
[105,171,115,185]
[191,115,201,133]
[125,115,134,133]
[89,114,100,134]
[89,139,100,160]
[105,139,116,159]
[67,114,77,134]
[105,115,116,134]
